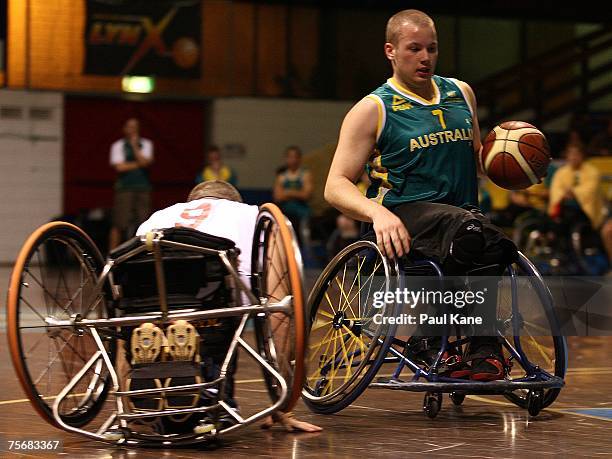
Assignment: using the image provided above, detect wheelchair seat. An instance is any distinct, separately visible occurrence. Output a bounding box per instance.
[110,227,240,314]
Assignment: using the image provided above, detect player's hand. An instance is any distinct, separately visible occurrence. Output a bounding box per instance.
[261,412,323,432]
[371,207,411,259]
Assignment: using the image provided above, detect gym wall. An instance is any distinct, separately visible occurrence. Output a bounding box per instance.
[210,97,353,189]
[0,89,63,262]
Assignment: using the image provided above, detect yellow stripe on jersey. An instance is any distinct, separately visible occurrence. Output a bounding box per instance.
[368,148,392,203]
[388,77,440,105]
[366,94,384,140]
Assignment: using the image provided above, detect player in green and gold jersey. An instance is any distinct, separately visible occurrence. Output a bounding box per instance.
[325,9,517,381]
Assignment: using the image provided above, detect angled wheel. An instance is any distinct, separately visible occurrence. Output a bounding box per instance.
[7,222,115,428]
[498,252,567,410]
[302,241,398,414]
[251,203,306,413]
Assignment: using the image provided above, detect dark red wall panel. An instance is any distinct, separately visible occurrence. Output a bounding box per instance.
[64,96,205,215]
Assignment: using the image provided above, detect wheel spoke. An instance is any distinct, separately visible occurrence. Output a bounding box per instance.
[308,327,334,360]
[33,336,72,386]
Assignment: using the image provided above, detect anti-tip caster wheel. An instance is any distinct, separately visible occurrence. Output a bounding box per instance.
[450,392,465,406]
[423,392,442,419]
[527,390,543,416]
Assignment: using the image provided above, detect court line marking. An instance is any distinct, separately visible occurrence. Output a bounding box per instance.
[352,395,612,424]
[467,395,612,423]
[0,378,270,406]
[3,367,612,417]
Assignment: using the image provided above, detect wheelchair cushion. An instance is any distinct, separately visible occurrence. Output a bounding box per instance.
[110,227,237,259]
[111,227,239,313]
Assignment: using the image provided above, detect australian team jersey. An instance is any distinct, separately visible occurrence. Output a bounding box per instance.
[366,75,478,208]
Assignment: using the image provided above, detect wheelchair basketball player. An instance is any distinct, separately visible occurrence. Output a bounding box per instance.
[113,180,321,435]
[324,10,529,381]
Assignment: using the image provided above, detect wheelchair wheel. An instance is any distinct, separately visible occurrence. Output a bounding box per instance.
[7,222,115,428]
[498,252,567,410]
[251,203,306,412]
[302,241,397,414]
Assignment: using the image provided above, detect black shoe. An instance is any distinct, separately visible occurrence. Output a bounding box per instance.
[404,337,469,378]
[466,337,506,381]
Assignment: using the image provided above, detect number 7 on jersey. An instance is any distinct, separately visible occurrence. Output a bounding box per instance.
[431,109,447,129]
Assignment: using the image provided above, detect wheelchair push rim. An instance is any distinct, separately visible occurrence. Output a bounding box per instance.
[6,221,115,428]
[499,252,567,410]
[251,203,306,413]
[302,241,398,412]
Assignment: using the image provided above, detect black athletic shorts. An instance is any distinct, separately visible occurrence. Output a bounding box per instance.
[363,201,516,266]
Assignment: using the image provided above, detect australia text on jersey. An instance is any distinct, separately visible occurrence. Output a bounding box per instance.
[409,128,473,152]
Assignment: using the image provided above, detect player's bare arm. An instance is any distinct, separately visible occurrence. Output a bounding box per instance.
[325,97,410,258]
[455,80,484,175]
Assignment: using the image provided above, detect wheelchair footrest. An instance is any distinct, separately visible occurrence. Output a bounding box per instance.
[130,361,200,380]
[127,361,203,412]
[370,376,564,394]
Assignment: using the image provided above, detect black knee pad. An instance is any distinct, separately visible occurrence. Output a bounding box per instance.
[480,239,518,267]
[449,219,485,265]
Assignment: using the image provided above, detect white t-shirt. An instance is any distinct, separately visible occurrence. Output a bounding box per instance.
[136,198,259,286]
[110,137,154,165]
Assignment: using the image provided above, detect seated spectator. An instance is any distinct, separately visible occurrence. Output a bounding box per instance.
[491,162,557,228]
[548,144,606,231]
[588,118,612,156]
[196,145,237,185]
[565,128,586,151]
[273,146,313,240]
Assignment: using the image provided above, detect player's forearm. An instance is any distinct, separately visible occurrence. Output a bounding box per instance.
[324,176,381,223]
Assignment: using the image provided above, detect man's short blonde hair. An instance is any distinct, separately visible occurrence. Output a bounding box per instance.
[386,9,435,45]
[188,180,243,202]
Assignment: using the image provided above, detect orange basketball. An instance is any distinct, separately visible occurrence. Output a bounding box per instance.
[172,37,199,69]
[480,121,551,190]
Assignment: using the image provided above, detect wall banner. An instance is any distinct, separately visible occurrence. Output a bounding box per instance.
[85,0,201,77]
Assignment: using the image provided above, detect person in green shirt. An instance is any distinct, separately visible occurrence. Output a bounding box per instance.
[324,9,518,381]
[109,118,154,249]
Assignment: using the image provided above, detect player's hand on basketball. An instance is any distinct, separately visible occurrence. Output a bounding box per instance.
[371,207,411,259]
[261,412,323,432]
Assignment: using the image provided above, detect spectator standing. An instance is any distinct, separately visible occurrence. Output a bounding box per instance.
[109,118,154,250]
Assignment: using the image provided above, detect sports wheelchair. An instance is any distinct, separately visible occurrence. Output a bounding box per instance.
[513,209,609,275]
[302,241,567,418]
[7,203,306,446]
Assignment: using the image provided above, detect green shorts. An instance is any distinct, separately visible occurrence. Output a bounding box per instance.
[113,189,151,232]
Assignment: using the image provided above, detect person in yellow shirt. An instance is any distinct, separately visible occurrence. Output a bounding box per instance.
[548,145,605,230]
[196,145,237,185]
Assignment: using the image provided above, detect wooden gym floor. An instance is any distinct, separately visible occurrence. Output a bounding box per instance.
[1,265,612,458]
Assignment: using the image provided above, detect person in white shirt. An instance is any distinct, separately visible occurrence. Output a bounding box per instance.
[133,180,321,433]
[109,118,154,249]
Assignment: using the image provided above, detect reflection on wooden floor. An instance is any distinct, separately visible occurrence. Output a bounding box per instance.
[1,334,611,457]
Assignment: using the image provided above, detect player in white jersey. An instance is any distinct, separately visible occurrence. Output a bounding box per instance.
[137,181,258,289]
[134,180,321,433]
